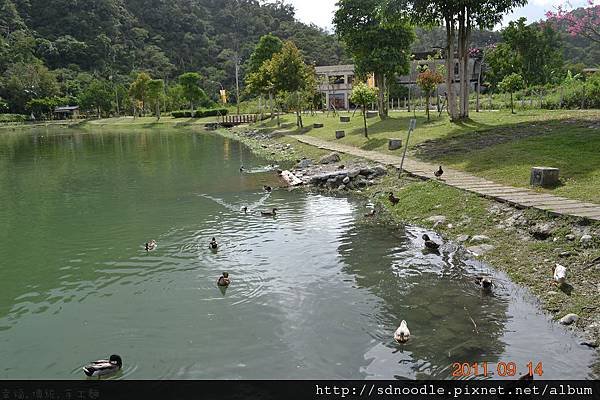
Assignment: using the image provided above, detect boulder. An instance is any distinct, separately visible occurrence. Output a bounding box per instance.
[319,152,341,164]
[425,215,447,226]
[566,234,576,241]
[581,234,593,243]
[342,176,350,184]
[347,169,361,178]
[529,223,554,240]
[466,244,495,256]
[372,166,388,176]
[456,234,470,243]
[388,138,402,150]
[296,158,312,169]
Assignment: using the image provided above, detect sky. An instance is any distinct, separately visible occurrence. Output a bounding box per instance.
[287,0,599,32]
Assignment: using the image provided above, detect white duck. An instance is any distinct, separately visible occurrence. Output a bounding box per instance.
[394,320,410,344]
[553,263,567,285]
[83,354,122,377]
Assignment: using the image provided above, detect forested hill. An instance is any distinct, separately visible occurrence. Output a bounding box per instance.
[3,0,349,83]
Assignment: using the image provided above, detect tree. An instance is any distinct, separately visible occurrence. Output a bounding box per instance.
[498,73,524,114]
[334,0,414,119]
[2,61,59,113]
[26,97,60,119]
[146,79,164,121]
[268,41,315,128]
[546,0,600,44]
[246,33,283,118]
[382,0,527,120]
[79,79,113,118]
[416,69,444,121]
[178,72,206,115]
[349,82,378,138]
[128,72,151,117]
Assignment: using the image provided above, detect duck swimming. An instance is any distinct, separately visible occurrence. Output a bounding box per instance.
[83,355,122,377]
[217,272,230,287]
[475,276,493,290]
[239,165,245,173]
[394,320,410,344]
[145,240,157,251]
[209,237,218,250]
[241,206,248,214]
[263,185,272,192]
[388,192,400,206]
[261,208,278,216]
[422,234,440,250]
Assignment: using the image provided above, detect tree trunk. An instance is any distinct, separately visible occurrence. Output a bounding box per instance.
[156,102,161,121]
[269,92,274,119]
[362,105,368,138]
[457,6,471,120]
[510,92,514,114]
[426,94,430,122]
[445,16,459,121]
[375,72,387,119]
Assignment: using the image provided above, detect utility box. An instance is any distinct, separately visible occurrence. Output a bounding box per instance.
[530,167,560,187]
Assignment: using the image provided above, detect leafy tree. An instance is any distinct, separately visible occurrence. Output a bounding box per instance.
[268,41,314,128]
[129,72,151,117]
[416,69,444,121]
[498,73,524,114]
[334,0,414,119]
[79,79,113,118]
[26,97,60,119]
[349,82,378,138]
[247,34,283,75]
[146,79,165,121]
[2,61,59,113]
[178,72,206,114]
[546,1,600,44]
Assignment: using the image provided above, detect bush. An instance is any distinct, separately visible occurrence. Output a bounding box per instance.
[0,114,28,123]
[171,108,229,118]
[543,72,600,109]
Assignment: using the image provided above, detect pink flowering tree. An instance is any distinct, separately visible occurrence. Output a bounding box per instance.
[545,0,600,43]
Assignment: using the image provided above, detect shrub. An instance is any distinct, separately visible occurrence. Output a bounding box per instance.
[0,114,28,123]
[171,108,229,118]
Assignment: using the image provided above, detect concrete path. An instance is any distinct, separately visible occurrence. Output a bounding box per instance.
[294,135,600,221]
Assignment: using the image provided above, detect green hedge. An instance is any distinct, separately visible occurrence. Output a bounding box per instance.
[0,114,28,123]
[171,108,228,118]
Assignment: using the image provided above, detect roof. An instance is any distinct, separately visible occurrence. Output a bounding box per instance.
[54,106,79,112]
[315,64,355,74]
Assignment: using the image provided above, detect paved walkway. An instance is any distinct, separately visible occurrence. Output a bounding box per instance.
[294,135,600,221]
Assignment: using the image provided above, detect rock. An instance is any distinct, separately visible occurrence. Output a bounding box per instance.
[388,138,402,150]
[529,223,554,240]
[447,223,454,229]
[372,166,387,176]
[580,234,592,243]
[470,235,490,244]
[566,234,576,241]
[559,313,579,325]
[319,152,341,164]
[337,184,346,191]
[466,244,495,256]
[580,340,598,348]
[456,234,470,243]
[547,291,558,295]
[347,169,361,178]
[425,215,446,227]
[296,158,312,169]
[342,176,350,184]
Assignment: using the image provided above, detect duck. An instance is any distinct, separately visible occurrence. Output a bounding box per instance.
[422,234,440,250]
[475,276,493,290]
[209,237,218,250]
[83,355,122,377]
[553,263,567,285]
[261,208,278,217]
[388,192,400,206]
[263,185,272,192]
[241,206,248,214]
[434,166,444,178]
[239,165,245,173]
[338,164,345,170]
[217,272,230,287]
[394,320,410,344]
[365,209,376,217]
[145,240,157,252]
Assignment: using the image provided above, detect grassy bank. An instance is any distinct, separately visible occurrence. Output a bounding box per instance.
[251,109,600,203]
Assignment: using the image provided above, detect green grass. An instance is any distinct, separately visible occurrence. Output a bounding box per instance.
[251,109,600,203]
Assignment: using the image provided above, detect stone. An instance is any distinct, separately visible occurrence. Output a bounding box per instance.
[313,123,324,128]
[559,313,579,325]
[470,235,490,243]
[425,215,446,226]
[335,130,345,139]
[466,244,495,256]
[529,223,554,240]
[566,234,576,241]
[580,234,592,243]
[347,169,361,178]
[547,291,558,295]
[372,166,388,176]
[340,116,350,123]
[559,251,573,258]
[337,184,346,191]
[342,176,350,184]
[319,152,341,164]
[456,234,470,243]
[296,158,312,169]
[388,138,402,150]
[530,166,560,188]
[447,224,454,229]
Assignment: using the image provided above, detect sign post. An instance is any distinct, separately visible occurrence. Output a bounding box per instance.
[399,118,416,176]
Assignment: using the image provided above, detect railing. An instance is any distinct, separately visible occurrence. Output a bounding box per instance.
[220,114,258,126]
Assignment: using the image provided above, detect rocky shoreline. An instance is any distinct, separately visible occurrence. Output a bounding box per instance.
[219,126,600,353]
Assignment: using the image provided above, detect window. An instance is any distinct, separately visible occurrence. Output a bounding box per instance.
[347,75,354,84]
[329,75,345,84]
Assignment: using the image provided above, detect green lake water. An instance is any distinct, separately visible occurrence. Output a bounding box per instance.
[0,126,597,379]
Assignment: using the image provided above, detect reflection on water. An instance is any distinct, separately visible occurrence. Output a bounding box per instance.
[0,127,597,379]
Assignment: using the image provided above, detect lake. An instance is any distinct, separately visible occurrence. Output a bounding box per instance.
[0,126,596,379]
